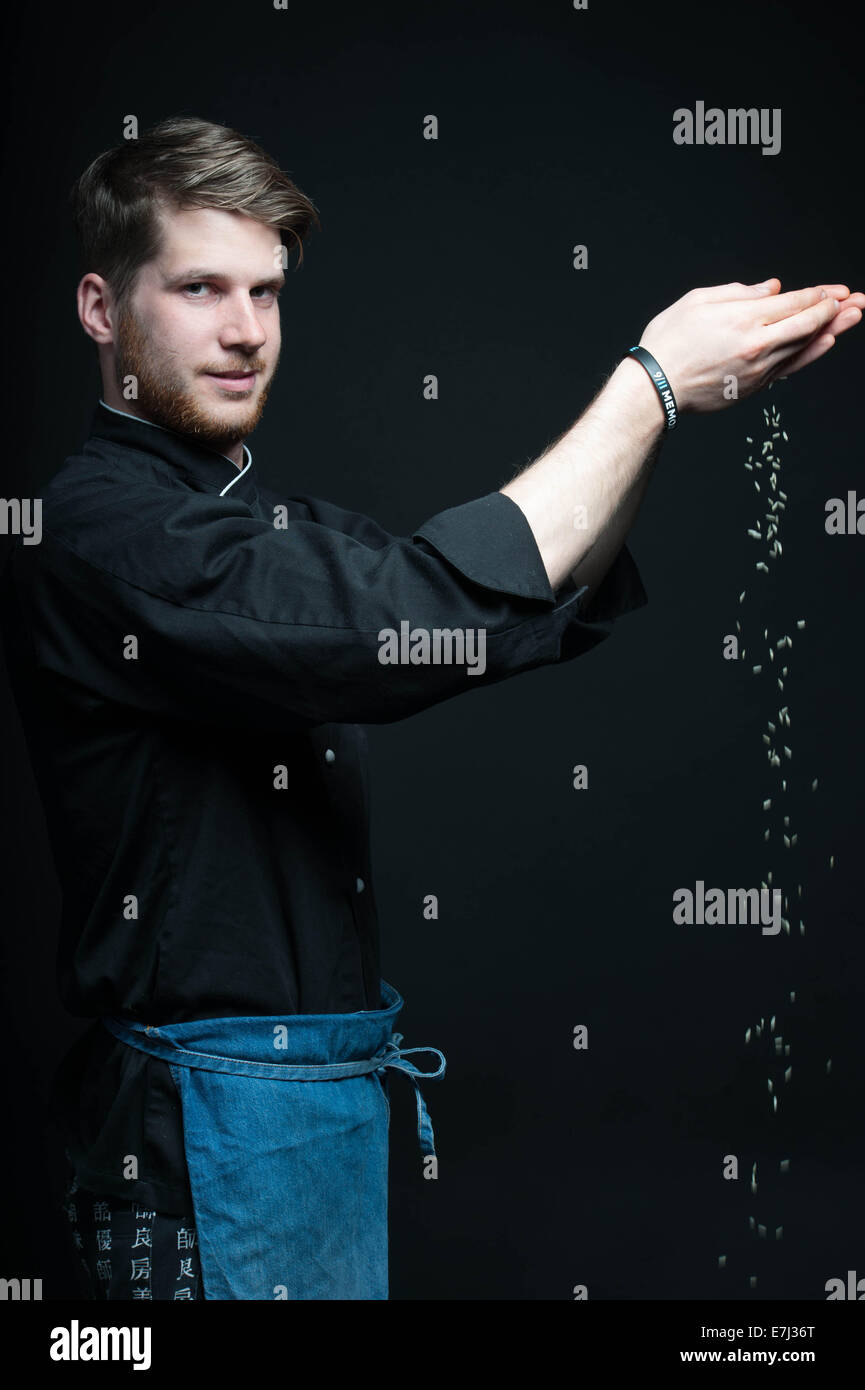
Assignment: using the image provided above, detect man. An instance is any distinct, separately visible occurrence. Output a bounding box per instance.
[0,115,860,1301]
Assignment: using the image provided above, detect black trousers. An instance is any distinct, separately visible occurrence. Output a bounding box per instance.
[61,1171,206,1301]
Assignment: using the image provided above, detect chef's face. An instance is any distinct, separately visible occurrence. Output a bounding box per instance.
[110,205,283,452]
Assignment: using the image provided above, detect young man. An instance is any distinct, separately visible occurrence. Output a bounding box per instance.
[0,115,860,1301]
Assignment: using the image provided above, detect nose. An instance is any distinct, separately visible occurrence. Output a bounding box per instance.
[218,291,268,353]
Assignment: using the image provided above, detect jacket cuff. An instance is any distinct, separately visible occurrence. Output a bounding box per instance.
[412,490,556,602]
[572,541,649,623]
[413,488,648,623]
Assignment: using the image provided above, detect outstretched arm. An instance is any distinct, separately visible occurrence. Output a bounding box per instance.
[501,279,864,601]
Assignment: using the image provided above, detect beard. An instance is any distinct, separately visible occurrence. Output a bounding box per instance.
[113,302,277,453]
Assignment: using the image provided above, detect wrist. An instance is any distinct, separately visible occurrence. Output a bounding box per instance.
[608,355,670,440]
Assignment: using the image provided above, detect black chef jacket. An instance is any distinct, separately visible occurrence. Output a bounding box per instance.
[0,400,648,1213]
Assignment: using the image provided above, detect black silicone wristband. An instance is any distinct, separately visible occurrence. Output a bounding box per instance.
[626,345,678,430]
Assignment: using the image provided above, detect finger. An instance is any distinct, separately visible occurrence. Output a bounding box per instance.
[827,293,865,319]
[816,284,851,300]
[760,285,829,325]
[763,295,840,351]
[696,279,780,302]
[768,333,835,381]
[823,303,862,337]
[745,277,780,294]
[765,302,861,364]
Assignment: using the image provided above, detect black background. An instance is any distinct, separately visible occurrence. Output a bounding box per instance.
[1,0,862,1303]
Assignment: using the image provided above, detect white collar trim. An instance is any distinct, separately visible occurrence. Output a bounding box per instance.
[97,398,252,496]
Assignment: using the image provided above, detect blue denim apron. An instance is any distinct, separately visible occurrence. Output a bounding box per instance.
[100,980,445,1300]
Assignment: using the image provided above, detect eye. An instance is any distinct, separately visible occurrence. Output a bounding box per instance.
[251,286,280,302]
[184,282,211,297]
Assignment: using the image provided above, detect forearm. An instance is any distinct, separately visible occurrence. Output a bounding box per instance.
[500,355,667,596]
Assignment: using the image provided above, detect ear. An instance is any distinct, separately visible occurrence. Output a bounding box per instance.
[77,273,116,344]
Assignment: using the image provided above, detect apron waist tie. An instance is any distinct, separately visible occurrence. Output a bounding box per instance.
[373,1033,446,1157]
[101,1018,447,1159]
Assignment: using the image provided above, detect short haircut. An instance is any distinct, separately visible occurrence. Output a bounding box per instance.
[71,115,321,304]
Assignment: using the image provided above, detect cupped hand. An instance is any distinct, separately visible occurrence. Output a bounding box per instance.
[639,278,864,412]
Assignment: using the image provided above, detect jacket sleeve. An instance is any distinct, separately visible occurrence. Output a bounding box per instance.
[11,482,647,731]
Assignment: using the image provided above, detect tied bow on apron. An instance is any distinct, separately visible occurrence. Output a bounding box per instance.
[100,980,445,1300]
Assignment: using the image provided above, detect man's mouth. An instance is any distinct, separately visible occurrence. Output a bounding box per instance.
[204,370,259,393]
